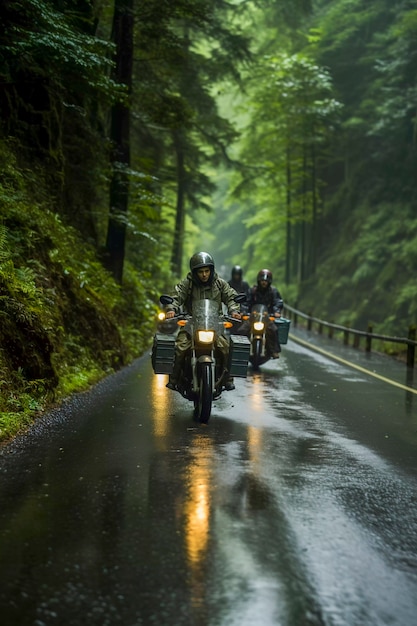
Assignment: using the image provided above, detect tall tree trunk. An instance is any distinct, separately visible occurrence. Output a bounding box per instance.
[171,131,186,277]
[171,28,190,278]
[310,140,318,274]
[299,146,307,283]
[285,145,292,285]
[105,0,134,283]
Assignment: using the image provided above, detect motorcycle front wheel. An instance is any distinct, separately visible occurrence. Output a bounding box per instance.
[193,362,213,424]
[252,338,262,371]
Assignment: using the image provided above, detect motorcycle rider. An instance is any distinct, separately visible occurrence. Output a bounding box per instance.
[241,269,283,358]
[165,252,241,392]
[228,265,250,302]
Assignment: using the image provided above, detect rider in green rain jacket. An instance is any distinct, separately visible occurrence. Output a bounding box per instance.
[165,252,241,392]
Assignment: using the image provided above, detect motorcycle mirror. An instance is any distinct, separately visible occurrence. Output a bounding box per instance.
[160,294,174,306]
[234,293,247,303]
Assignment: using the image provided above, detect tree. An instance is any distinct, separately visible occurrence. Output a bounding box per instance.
[104,0,134,283]
[232,52,341,285]
[132,0,250,277]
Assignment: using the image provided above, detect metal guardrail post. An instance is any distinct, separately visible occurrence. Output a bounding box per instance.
[293,303,298,327]
[343,323,350,346]
[307,312,312,331]
[407,326,416,368]
[328,323,334,339]
[366,324,373,352]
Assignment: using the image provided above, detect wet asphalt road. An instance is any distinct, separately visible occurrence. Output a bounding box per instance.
[0,331,417,626]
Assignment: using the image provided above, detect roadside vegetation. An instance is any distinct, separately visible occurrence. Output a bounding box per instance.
[0,140,158,439]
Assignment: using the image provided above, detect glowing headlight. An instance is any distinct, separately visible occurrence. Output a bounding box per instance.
[254,321,265,331]
[198,330,215,343]
[158,312,166,321]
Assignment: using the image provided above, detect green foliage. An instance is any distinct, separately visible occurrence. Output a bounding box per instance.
[285,0,417,338]
[0,139,156,440]
[132,0,251,274]
[1,0,122,101]
[205,50,341,286]
[300,200,417,334]
[193,0,417,349]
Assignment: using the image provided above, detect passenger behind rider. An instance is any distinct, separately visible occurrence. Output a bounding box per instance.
[165,252,241,392]
[240,269,283,359]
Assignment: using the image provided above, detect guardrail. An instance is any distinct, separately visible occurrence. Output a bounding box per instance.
[284,304,417,368]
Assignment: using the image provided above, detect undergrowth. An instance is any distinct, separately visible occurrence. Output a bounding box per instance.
[0,141,158,442]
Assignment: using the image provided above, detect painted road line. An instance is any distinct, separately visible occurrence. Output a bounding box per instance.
[289,333,417,395]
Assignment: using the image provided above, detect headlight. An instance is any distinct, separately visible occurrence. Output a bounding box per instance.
[158,312,166,321]
[254,321,264,331]
[197,330,215,343]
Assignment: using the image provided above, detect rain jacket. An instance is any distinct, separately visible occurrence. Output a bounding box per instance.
[167,272,240,316]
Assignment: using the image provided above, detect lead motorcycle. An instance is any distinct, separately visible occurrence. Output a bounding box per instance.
[154,294,248,424]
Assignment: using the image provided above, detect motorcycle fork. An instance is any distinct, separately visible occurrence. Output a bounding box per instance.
[251,333,266,355]
[191,346,216,393]
[191,344,198,392]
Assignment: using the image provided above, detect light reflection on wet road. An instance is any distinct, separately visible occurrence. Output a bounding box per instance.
[0,334,417,625]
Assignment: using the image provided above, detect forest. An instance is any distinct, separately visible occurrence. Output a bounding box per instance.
[1,0,416,437]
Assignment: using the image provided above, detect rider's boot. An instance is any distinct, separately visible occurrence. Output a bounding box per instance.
[224,373,235,391]
[166,353,184,391]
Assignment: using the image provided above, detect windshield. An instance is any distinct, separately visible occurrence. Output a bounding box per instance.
[193,300,222,331]
[250,304,270,321]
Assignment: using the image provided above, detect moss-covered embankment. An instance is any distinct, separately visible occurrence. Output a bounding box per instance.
[0,145,157,442]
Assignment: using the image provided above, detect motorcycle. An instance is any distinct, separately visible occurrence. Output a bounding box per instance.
[242,304,291,370]
[245,304,277,371]
[155,294,248,424]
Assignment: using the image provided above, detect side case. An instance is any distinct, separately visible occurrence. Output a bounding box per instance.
[228,334,250,377]
[151,333,176,374]
[275,317,291,345]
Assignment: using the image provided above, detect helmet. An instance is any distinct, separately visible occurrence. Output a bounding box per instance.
[231,265,243,278]
[257,269,272,285]
[189,251,215,272]
[190,252,215,285]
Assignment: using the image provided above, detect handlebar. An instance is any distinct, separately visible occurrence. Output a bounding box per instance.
[162,313,189,321]
[162,313,241,324]
[224,315,242,324]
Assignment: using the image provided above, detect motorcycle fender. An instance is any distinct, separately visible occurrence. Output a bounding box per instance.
[197,355,213,365]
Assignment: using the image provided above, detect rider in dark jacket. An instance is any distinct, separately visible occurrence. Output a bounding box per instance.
[245,269,284,358]
[228,265,250,304]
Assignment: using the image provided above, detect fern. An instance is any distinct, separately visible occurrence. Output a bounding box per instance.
[0,226,8,262]
[14,267,37,297]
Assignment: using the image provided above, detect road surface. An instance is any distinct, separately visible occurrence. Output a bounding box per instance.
[0,329,416,625]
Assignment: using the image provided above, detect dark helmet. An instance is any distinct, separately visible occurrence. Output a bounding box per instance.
[190,251,215,272]
[189,252,215,285]
[257,269,272,285]
[231,265,243,278]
